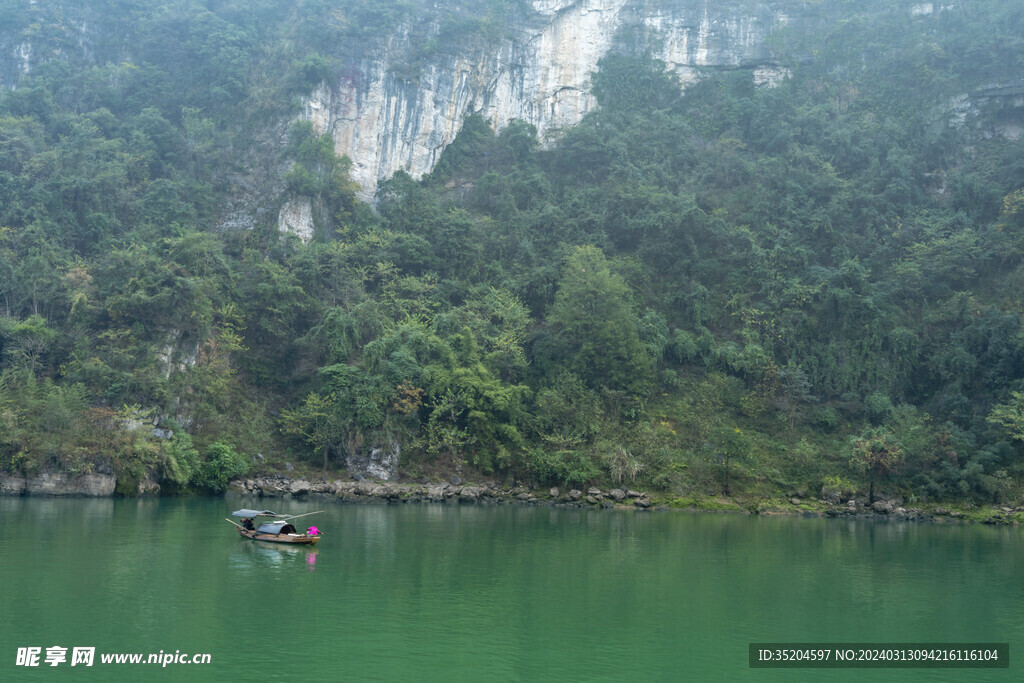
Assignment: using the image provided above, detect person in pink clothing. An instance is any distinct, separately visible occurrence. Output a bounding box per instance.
[306,525,320,536]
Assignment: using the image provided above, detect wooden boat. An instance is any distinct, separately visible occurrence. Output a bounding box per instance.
[229,509,322,545]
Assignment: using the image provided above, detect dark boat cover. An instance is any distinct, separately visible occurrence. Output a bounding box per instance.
[255,522,297,535]
[232,509,278,518]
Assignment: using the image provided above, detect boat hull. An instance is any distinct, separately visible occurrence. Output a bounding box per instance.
[237,527,320,545]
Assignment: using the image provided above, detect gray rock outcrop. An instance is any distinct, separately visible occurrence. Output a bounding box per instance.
[5,472,119,496]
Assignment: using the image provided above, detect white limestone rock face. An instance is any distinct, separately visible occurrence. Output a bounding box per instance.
[24,472,117,496]
[304,0,792,199]
[0,473,27,495]
[946,81,1024,140]
[278,197,315,242]
[345,443,400,481]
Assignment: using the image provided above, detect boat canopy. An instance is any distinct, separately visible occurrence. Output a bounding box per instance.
[256,522,297,535]
[232,509,278,518]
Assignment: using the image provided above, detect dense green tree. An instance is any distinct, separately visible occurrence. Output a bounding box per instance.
[280,392,336,470]
[988,392,1024,444]
[548,246,652,395]
[193,440,250,492]
[850,428,904,504]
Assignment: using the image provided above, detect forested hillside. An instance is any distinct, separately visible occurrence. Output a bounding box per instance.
[1,0,1023,503]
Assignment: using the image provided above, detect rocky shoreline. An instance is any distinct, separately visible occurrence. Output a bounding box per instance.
[228,476,655,510]
[817,501,1024,525]
[230,476,1024,525]
[3,470,1021,525]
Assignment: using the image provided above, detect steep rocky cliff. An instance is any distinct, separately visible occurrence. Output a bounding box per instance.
[0,0,790,237]
[2,1,1018,235]
[297,0,793,205]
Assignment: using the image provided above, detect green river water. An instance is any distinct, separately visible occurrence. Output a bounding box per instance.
[1,496,1021,681]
